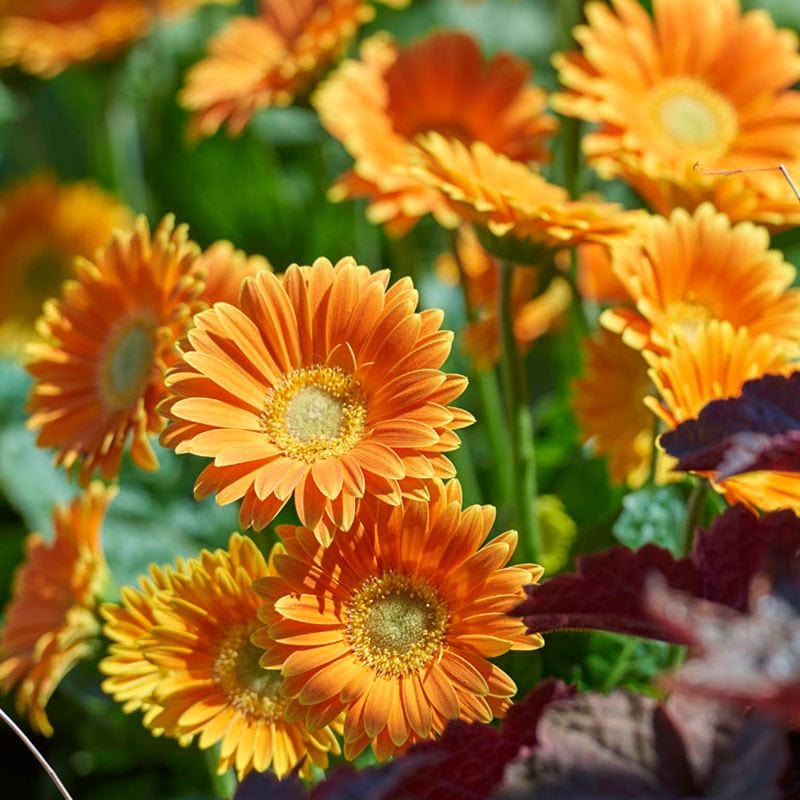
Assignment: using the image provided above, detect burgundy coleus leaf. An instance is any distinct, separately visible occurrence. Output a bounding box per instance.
[495,690,788,800]
[647,574,800,729]
[309,680,573,800]
[660,372,800,478]
[234,768,307,800]
[513,505,800,642]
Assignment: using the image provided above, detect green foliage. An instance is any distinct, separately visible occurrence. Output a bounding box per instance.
[612,484,688,556]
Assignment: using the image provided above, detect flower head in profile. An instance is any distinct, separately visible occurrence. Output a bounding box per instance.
[0,0,228,77]
[0,174,130,356]
[554,0,800,229]
[437,227,570,368]
[159,257,473,542]
[180,0,374,137]
[0,483,113,735]
[411,134,642,261]
[645,320,796,511]
[254,479,543,760]
[314,31,557,235]
[100,534,339,779]
[196,241,272,307]
[573,328,654,488]
[602,205,800,353]
[26,215,205,485]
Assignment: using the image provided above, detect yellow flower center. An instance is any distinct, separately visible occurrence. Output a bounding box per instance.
[664,299,713,340]
[647,77,737,157]
[213,623,287,722]
[99,315,157,410]
[345,572,449,677]
[262,366,366,462]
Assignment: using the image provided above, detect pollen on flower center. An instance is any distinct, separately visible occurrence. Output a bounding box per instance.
[213,624,286,722]
[647,77,737,155]
[100,316,157,410]
[262,365,366,462]
[345,572,448,677]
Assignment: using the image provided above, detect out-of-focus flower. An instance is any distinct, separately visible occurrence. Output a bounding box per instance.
[159,258,473,542]
[0,484,113,736]
[0,0,228,77]
[196,241,272,307]
[603,205,800,353]
[314,31,557,236]
[411,134,642,261]
[0,174,130,356]
[254,479,543,760]
[645,321,796,511]
[573,328,654,488]
[437,227,570,368]
[180,0,374,137]
[554,0,800,229]
[100,534,340,779]
[576,242,628,305]
[26,215,204,484]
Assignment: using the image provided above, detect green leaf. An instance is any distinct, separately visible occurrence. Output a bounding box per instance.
[612,484,687,556]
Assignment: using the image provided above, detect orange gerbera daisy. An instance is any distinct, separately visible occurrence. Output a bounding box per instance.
[602,205,800,353]
[159,257,473,542]
[196,241,272,307]
[645,321,797,511]
[0,0,227,77]
[180,0,374,138]
[553,0,800,229]
[26,215,204,485]
[573,328,654,487]
[410,133,642,261]
[437,227,570,367]
[254,479,542,760]
[576,242,628,305]
[314,31,557,236]
[0,174,129,356]
[0,483,112,736]
[101,534,339,779]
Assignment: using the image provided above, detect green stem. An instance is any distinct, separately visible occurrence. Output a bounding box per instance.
[602,637,637,691]
[681,480,708,556]
[499,261,540,563]
[204,747,235,800]
[448,429,482,507]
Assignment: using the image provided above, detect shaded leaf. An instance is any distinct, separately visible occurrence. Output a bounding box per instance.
[234,769,307,800]
[613,485,687,556]
[661,373,800,479]
[514,505,800,641]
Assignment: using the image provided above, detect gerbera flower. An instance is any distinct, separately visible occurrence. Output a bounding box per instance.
[573,328,654,488]
[0,0,227,78]
[576,243,628,305]
[26,215,205,485]
[602,205,800,353]
[553,0,800,229]
[410,134,642,261]
[314,31,557,235]
[645,321,796,511]
[0,483,113,736]
[159,257,473,542]
[436,227,570,367]
[196,241,272,307]
[180,0,374,138]
[0,174,130,356]
[254,479,543,760]
[101,534,340,779]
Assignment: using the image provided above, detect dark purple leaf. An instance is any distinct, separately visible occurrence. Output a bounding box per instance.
[661,372,800,478]
[234,769,307,800]
[514,505,800,641]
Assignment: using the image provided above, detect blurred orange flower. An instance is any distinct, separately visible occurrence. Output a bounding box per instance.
[181,0,374,137]
[576,242,628,305]
[0,174,130,356]
[314,31,557,235]
[602,205,800,353]
[196,241,272,307]
[554,0,800,228]
[254,479,542,760]
[27,216,205,484]
[0,483,112,736]
[0,0,228,77]
[159,258,473,541]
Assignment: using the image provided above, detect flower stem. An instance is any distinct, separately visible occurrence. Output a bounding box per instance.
[499,261,540,563]
[1,708,74,800]
[681,479,708,556]
[205,746,235,800]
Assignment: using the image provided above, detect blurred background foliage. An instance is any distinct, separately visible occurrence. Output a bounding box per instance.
[0,0,797,796]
